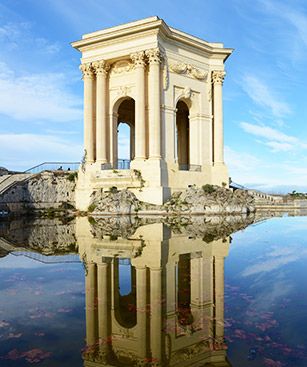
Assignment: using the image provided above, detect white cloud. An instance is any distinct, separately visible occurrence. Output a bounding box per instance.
[0,21,60,54]
[0,133,82,170]
[240,122,307,152]
[260,0,307,48]
[240,122,296,144]
[242,246,307,277]
[0,62,82,123]
[264,141,293,152]
[225,145,307,191]
[241,74,291,118]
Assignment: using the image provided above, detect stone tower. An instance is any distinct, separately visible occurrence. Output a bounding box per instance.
[72,17,232,210]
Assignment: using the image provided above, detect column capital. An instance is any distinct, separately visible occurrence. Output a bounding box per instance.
[145,47,162,65]
[92,60,110,76]
[211,70,226,85]
[80,63,94,79]
[130,51,146,68]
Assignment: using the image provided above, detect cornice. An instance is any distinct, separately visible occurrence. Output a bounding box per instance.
[71,16,233,62]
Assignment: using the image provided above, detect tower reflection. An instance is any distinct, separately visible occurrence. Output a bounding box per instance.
[78,218,232,366]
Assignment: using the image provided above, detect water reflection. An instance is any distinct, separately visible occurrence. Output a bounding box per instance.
[77,217,233,366]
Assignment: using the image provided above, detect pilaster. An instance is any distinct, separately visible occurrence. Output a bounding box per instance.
[80,63,95,163]
[212,70,225,165]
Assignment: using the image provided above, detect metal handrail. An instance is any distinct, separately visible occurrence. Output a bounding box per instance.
[24,162,80,174]
[117,159,130,169]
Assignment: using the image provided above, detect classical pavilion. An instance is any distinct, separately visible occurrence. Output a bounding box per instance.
[72,17,232,209]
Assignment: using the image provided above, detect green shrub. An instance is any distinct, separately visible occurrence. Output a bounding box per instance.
[88,216,97,225]
[202,184,216,194]
[88,203,97,213]
[67,172,78,182]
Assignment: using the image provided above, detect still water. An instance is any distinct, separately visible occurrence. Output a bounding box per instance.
[0,214,306,366]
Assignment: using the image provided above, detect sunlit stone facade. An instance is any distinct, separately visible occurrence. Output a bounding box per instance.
[72,17,233,209]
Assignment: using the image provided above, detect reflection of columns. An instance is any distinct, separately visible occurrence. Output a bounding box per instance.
[136,267,147,357]
[150,267,162,363]
[93,61,109,165]
[203,256,214,334]
[85,262,98,346]
[212,71,225,164]
[80,63,95,163]
[131,51,146,160]
[146,48,162,159]
[214,256,225,339]
[97,261,109,349]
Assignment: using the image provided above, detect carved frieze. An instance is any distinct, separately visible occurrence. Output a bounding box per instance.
[110,60,134,75]
[117,85,132,97]
[169,62,207,80]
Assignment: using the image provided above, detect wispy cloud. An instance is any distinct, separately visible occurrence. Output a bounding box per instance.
[0,21,61,54]
[0,62,82,123]
[241,74,291,118]
[242,245,307,277]
[0,133,82,170]
[240,122,307,152]
[259,0,307,48]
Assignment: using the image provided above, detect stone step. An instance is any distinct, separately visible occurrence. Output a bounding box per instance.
[0,174,34,196]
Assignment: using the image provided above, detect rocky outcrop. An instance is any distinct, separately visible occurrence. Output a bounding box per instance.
[89,189,147,215]
[164,185,255,214]
[0,171,77,213]
[89,185,255,215]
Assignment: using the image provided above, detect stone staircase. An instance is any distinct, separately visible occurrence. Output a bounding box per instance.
[0,174,34,196]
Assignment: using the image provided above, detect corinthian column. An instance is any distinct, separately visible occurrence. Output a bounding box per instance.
[80,63,95,163]
[92,60,110,166]
[146,48,162,159]
[131,51,146,160]
[212,71,226,164]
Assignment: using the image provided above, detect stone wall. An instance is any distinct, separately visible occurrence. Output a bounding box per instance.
[0,171,77,213]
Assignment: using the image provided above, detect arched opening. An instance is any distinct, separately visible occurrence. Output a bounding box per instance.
[117,98,135,169]
[177,254,193,325]
[176,100,190,171]
[114,258,137,328]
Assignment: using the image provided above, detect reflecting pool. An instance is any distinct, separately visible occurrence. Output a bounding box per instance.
[0,214,306,366]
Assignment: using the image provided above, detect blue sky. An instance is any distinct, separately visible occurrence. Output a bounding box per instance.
[0,0,307,193]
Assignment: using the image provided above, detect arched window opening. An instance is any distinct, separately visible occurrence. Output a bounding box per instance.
[117,98,135,169]
[114,258,137,328]
[176,101,190,171]
[177,254,193,326]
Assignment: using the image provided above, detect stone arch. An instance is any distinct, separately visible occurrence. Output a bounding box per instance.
[176,99,190,170]
[113,258,137,329]
[177,253,193,326]
[112,96,135,168]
